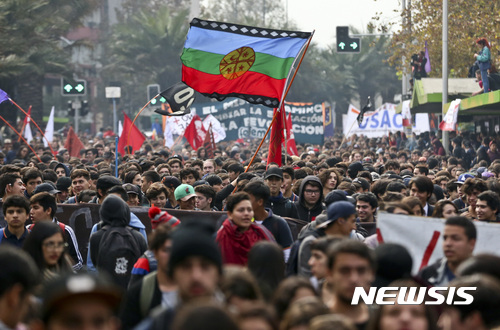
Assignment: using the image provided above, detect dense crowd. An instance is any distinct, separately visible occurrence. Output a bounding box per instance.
[1,128,500,330]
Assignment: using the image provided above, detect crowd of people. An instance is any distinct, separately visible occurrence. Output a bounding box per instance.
[1,127,500,330]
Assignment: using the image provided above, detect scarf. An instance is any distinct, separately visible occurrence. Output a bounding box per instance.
[216,218,272,266]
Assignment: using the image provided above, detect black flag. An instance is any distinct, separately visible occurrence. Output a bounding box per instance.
[356,96,372,126]
[154,82,196,116]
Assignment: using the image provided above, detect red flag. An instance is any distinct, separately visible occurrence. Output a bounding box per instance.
[118,113,146,155]
[267,107,284,166]
[203,123,216,159]
[184,114,206,150]
[64,126,84,158]
[285,112,299,156]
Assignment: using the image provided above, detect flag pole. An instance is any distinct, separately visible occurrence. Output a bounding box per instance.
[338,119,357,150]
[0,115,41,162]
[126,96,157,155]
[242,31,315,174]
[18,105,31,143]
[283,105,288,166]
[9,99,57,159]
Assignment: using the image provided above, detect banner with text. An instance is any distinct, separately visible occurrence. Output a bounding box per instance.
[378,213,500,274]
[343,103,430,138]
[188,99,324,145]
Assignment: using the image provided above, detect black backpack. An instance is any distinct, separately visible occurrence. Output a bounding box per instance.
[96,225,142,289]
[285,230,321,277]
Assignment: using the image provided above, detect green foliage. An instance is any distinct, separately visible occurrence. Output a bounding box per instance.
[372,0,500,77]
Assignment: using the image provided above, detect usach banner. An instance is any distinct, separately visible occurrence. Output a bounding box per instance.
[190,98,324,145]
[343,103,430,138]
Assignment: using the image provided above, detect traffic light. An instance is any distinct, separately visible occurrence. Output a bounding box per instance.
[80,100,89,116]
[67,100,75,117]
[61,78,86,96]
[147,84,160,104]
[336,26,361,53]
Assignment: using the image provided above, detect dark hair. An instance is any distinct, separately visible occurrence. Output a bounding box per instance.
[30,192,57,218]
[477,191,500,212]
[227,163,244,174]
[415,165,429,176]
[149,223,172,251]
[282,166,295,180]
[281,296,329,330]
[382,202,413,214]
[370,179,392,200]
[172,301,239,330]
[78,189,97,203]
[445,216,477,240]
[3,195,30,215]
[385,160,400,171]
[180,168,200,181]
[462,178,488,195]
[386,181,406,193]
[318,168,341,189]
[205,174,222,186]
[272,276,317,320]
[243,181,270,203]
[447,274,500,328]
[0,173,21,198]
[222,270,262,303]
[23,168,43,184]
[124,170,140,184]
[327,240,376,271]
[356,192,378,209]
[140,160,155,173]
[0,245,39,297]
[248,241,285,301]
[142,170,161,184]
[43,169,58,183]
[107,186,129,202]
[194,185,216,207]
[22,221,72,273]
[225,192,251,212]
[457,254,500,281]
[432,200,458,218]
[409,176,434,198]
[238,305,279,330]
[146,182,168,200]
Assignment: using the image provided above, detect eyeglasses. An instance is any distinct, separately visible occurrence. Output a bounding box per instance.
[42,242,68,250]
[304,189,320,195]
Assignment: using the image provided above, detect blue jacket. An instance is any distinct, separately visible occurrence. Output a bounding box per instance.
[477,47,491,71]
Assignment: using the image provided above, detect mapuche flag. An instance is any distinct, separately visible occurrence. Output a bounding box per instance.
[181,18,312,108]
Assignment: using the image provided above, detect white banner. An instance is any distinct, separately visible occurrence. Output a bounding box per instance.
[44,106,55,147]
[203,114,226,143]
[439,99,461,131]
[168,112,194,135]
[343,103,430,138]
[378,212,500,274]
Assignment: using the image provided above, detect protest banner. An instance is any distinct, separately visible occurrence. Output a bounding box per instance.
[378,212,500,274]
[343,103,431,138]
[190,98,325,145]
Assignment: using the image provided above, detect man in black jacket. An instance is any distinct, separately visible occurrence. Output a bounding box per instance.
[294,175,325,223]
[120,225,175,329]
[264,167,299,219]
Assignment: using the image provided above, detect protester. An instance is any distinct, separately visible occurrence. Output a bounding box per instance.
[0,195,30,247]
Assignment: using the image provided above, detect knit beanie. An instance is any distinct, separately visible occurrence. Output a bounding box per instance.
[168,226,222,277]
[148,206,180,230]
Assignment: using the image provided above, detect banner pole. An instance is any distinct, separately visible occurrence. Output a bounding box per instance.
[115,136,119,177]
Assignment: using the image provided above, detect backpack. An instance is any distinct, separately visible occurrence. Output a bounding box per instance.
[140,271,157,318]
[285,230,321,277]
[96,225,142,289]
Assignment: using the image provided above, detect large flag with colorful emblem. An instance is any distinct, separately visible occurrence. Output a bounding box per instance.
[181,18,312,108]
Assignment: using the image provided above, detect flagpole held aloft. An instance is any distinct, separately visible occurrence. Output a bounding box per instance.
[126,96,157,155]
[8,99,57,159]
[0,115,41,162]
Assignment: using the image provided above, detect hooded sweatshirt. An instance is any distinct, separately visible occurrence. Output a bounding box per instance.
[294,176,325,223]
[89,195,147,268]
[55,163,71,177]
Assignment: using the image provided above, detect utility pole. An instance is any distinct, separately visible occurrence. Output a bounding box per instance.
[442,0,449,154]
[402,0,408,99]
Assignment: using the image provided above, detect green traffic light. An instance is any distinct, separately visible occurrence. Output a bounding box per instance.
[64,84,73,93]
[338,42,346,50]
[159,97,166,103]
[75,84,84,93]
[151,98,157,105]
[350,42,358,50]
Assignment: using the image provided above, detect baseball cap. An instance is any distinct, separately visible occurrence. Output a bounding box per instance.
[324,189,348,207]
[482,171,495,178]
[318,201,356,229]
[122,183,140,195]
[455,173,475,184]
[264,167,283,180]
[34,182,60,195]
[96,175,122,191]
[174,184,196,201]
[41,273,121,322]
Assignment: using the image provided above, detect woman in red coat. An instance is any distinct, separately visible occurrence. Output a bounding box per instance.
[216,192,274,266]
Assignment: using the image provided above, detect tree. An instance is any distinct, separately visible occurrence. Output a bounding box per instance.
[0,0,98,123]
[102,6,190,114]
[372,0,500,77]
